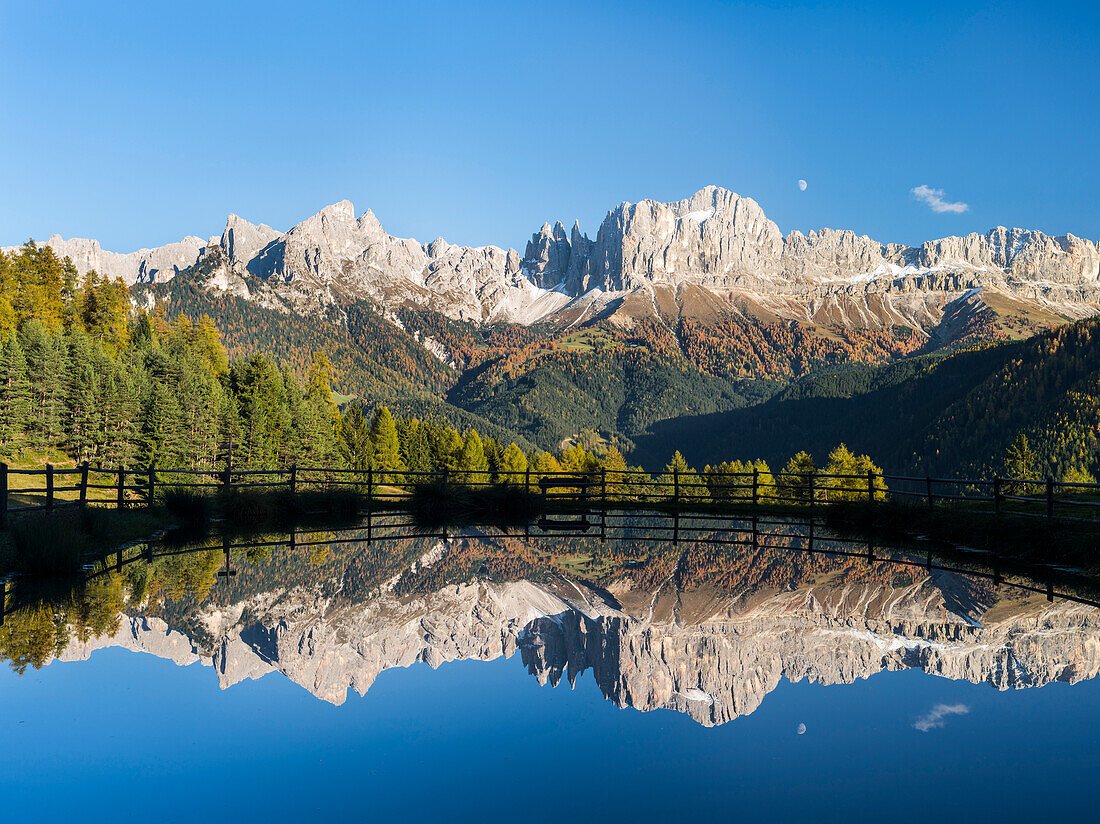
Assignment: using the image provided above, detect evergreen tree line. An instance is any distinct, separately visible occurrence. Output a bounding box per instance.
[0,309,346,470]
[0,240,891,493]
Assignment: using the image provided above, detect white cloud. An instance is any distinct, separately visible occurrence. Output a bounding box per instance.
[798,179,808,192]
[911,184,969,214]
[913,703,970,731]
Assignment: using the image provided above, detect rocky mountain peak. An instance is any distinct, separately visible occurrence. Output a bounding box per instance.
[220,214,280,266]
[13,186,1100,328]
[426,236,450,257]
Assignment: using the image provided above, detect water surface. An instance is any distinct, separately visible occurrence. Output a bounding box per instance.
[2,515,1097,822]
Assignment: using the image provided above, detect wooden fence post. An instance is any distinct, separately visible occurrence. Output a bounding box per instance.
[925,475,934,510]
[367,466,374,504]
[600,467,607,543]
[289,464,297,494]
[752,467,759,507]
[116,466,125,509]
[525,466,530,493]
[673,468,679,506]
[867,469,875,503]
[79,461,89,505]
[808,472,815,510]
[147,462,156,508]
[1046,477,1055,518]
[993,477,1002,514]
[222,450,232,491]
[45,463,54,509]
[0,462,8,529]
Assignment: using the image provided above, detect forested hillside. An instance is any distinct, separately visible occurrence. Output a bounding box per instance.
[636,317,1100,481]
[131,254,538,449]
[133,253,455,399]
[7,238,1099,482]
[0,242,668,478]
[433,312,927,448]
[134,248,937,452]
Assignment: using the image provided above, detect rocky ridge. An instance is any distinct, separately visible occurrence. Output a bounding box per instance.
[11,186,1099,331]
[55,558,1100,725]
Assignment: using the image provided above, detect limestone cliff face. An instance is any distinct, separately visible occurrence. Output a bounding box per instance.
[25,233,207,284]
[53,567,1100,725]
[12,187,1100,328]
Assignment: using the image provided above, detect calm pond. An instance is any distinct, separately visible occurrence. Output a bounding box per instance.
[2,514,1098,822]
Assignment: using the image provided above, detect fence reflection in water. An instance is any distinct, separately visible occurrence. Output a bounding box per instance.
[10,508,1089,624]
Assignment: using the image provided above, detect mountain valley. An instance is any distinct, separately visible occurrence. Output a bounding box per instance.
[8,186,1100,474]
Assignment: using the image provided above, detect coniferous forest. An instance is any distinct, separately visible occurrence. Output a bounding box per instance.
[6,239,1100,484]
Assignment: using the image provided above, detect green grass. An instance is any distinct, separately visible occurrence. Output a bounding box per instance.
[558,329,616,352]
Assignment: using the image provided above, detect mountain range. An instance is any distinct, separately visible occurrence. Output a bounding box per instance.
[14,186,1100,337]
[11,186,1100,473]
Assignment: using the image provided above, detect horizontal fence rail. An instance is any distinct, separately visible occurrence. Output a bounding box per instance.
[2,458,1099,527]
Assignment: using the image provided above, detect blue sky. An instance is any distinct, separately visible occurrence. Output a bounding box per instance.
[1,0,1096,252]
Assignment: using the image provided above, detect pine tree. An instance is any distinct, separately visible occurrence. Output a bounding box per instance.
[106,362,142,468]
[230,354,289,469]
[1003,434,1040,493]
[660,451,706,501]
[368,406,405,480]
[399,418,435,472]
[21,322,68,449]
[437,427,465,471]
[455,430,490,479]
[141,379,186,467]
[282,365,310,466]
[483,437,504,478]
[66,330,101,461]
[498,442,528,484]
[341,404,369,470]
[780,451,817,504]
[532,451,561,481]
[600,445,628,498]
[0,332,31,453]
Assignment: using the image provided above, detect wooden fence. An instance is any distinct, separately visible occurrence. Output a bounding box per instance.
[2,459,1099,527]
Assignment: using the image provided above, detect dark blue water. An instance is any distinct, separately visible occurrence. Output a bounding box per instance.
[3,645,1098,822]
[2,524,1097,822]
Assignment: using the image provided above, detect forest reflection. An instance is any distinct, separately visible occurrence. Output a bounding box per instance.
[2,512,1098,724]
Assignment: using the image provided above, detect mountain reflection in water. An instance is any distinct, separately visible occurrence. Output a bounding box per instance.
[4,513,1099,727]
